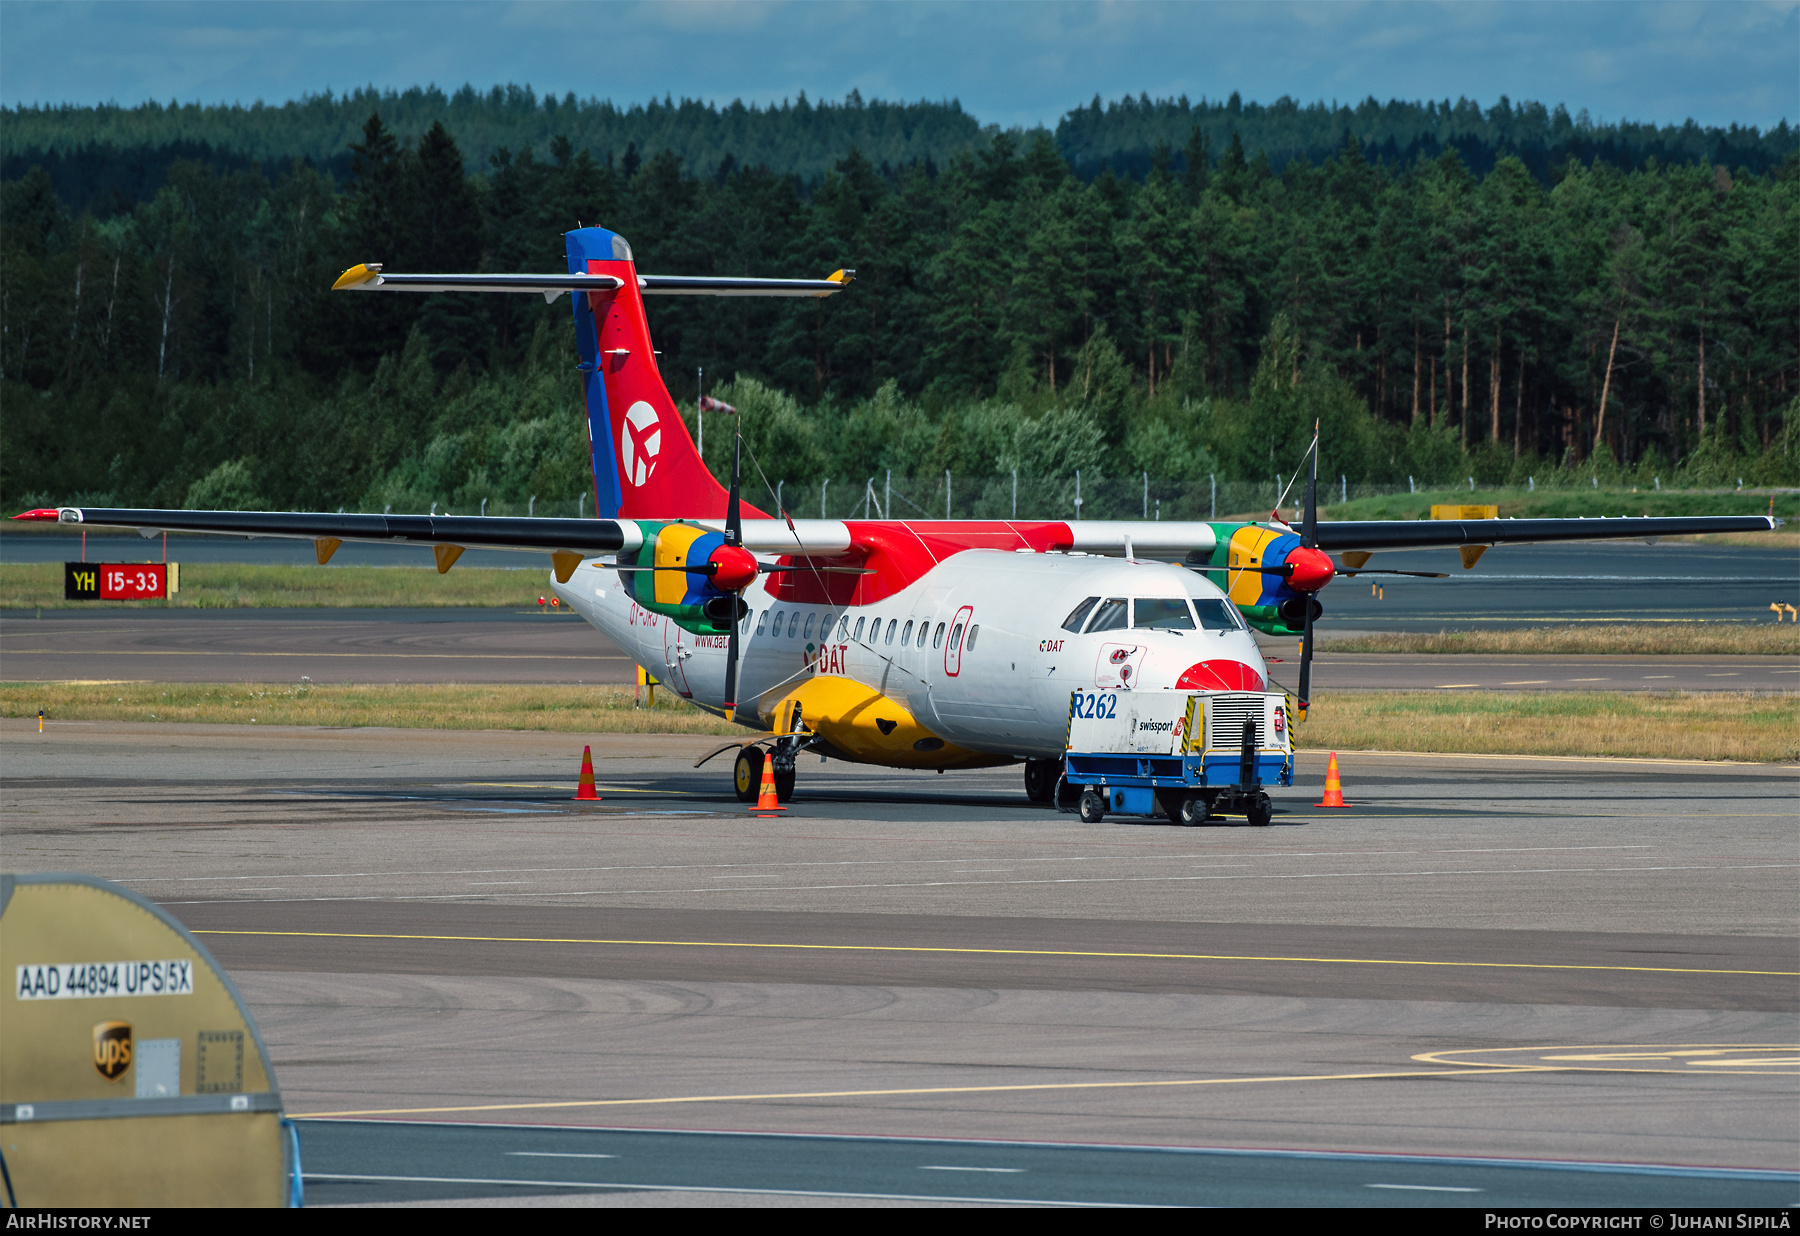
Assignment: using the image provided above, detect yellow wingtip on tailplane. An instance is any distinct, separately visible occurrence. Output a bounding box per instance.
[818,269,856,297]
[332,263,384,290]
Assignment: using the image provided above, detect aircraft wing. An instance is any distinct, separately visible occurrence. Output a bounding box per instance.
[1312,515,1781,552]
[15,507,1782,579]
[11,507,637,580]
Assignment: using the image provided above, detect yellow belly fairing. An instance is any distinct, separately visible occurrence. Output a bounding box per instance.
[766,675,1008,769]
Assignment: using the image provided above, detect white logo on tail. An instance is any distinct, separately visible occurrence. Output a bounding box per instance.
[621,401,661,487]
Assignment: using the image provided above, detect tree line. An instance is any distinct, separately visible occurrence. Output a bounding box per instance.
[9,85,1794,205]
[1,93,1794,516]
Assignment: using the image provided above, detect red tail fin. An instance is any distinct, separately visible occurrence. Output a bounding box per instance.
[567,228,765,521]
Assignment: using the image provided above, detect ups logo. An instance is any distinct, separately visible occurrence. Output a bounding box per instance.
[93,1021,132,1081]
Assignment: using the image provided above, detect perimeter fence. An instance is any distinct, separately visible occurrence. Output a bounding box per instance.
[348,474,1795,523]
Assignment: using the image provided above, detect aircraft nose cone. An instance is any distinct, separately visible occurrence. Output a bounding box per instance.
[708,543,759,592]
[1286,545,1335,592]
[1176,660,1266,692]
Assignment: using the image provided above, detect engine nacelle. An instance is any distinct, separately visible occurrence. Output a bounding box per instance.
[619,519,750,635]
[1190,523,1335,636]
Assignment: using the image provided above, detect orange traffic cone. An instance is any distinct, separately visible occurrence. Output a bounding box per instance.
[754,751,785,814]
[573,745,601,801]
[1316,752,1351,808]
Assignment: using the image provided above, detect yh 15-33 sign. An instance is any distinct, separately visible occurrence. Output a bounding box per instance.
[64,562,178,599]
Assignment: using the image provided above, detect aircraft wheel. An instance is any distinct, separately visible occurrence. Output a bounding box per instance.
[774,767,797,803]
[1178,795,1209,826]
[1023,758,1060,805]
[1247,795,1273,827]
[1077,790,1107,824]
[733,747,761,803]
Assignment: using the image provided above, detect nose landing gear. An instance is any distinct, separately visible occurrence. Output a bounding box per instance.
[731,744,799,804]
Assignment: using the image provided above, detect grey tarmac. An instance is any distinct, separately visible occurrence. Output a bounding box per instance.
[2,720,1795,1205]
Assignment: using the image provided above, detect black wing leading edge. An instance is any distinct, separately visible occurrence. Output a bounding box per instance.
[1313,515,1781,552]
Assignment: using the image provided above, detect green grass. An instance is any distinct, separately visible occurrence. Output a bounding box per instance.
[5,681,1793,761]
[1301,690,1798,762]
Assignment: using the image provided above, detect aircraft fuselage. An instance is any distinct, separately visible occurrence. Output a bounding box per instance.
[554,549,1270,764]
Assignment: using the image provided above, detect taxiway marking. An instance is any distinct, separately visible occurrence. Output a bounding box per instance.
[294,1065,1551,1120]
[118,845,1671,884]
[170,860,1800,902]
[190,929,1798,977]
[300,1173,1101,1207]
[1416,1044,1800,1075]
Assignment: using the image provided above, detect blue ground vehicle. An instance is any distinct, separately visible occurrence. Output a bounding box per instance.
[1060,689,1293,826]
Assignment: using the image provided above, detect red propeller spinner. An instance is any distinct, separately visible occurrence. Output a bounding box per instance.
[707,542,759,592]
[1285,545,1335,593]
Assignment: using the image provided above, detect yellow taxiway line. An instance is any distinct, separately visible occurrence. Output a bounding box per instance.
[294,1065,1557,1120]
[190,929,1799,977]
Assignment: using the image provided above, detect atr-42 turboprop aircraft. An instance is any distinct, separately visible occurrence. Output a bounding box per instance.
[14,225,1782,805]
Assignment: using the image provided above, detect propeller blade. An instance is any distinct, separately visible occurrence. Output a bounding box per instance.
[757,563,876,575]
[616,558,882,577]
[725,416,743,549]
[1297,600,1316,716]
[723,613,739,713]
[722,419,745,712]
[614,563,720,574]
[1334,568,1449,579]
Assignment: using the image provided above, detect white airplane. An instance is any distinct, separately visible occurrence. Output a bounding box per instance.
[15,226,1780,810]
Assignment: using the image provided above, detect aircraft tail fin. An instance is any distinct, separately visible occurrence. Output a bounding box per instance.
[566,228,732,521]
[564,227,849,522]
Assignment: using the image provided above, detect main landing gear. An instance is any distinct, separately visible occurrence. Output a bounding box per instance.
[1027,759,1082,811]
[1023,758,1060,804]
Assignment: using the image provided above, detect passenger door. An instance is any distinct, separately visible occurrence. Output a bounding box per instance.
[943,605,974,677]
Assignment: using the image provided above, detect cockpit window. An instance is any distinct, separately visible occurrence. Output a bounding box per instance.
[1061,597,1099,633]
[1086,598,1129,632]
[1192,598,1242,631]
[1133,598,1195,631]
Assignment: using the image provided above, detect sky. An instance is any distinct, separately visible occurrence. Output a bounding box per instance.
[1,1,1794,131]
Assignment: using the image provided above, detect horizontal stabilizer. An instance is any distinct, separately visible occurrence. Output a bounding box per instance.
[333,264,852,302]
[640,271,853,298]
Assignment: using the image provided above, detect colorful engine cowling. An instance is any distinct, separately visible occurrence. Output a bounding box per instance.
[1193,523,1333,636]
[618,520,751,635]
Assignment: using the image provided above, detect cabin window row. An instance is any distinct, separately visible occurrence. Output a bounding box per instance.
[743,610,980,655]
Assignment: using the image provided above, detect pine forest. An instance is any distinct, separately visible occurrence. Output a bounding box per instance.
[2,87,1795,519]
